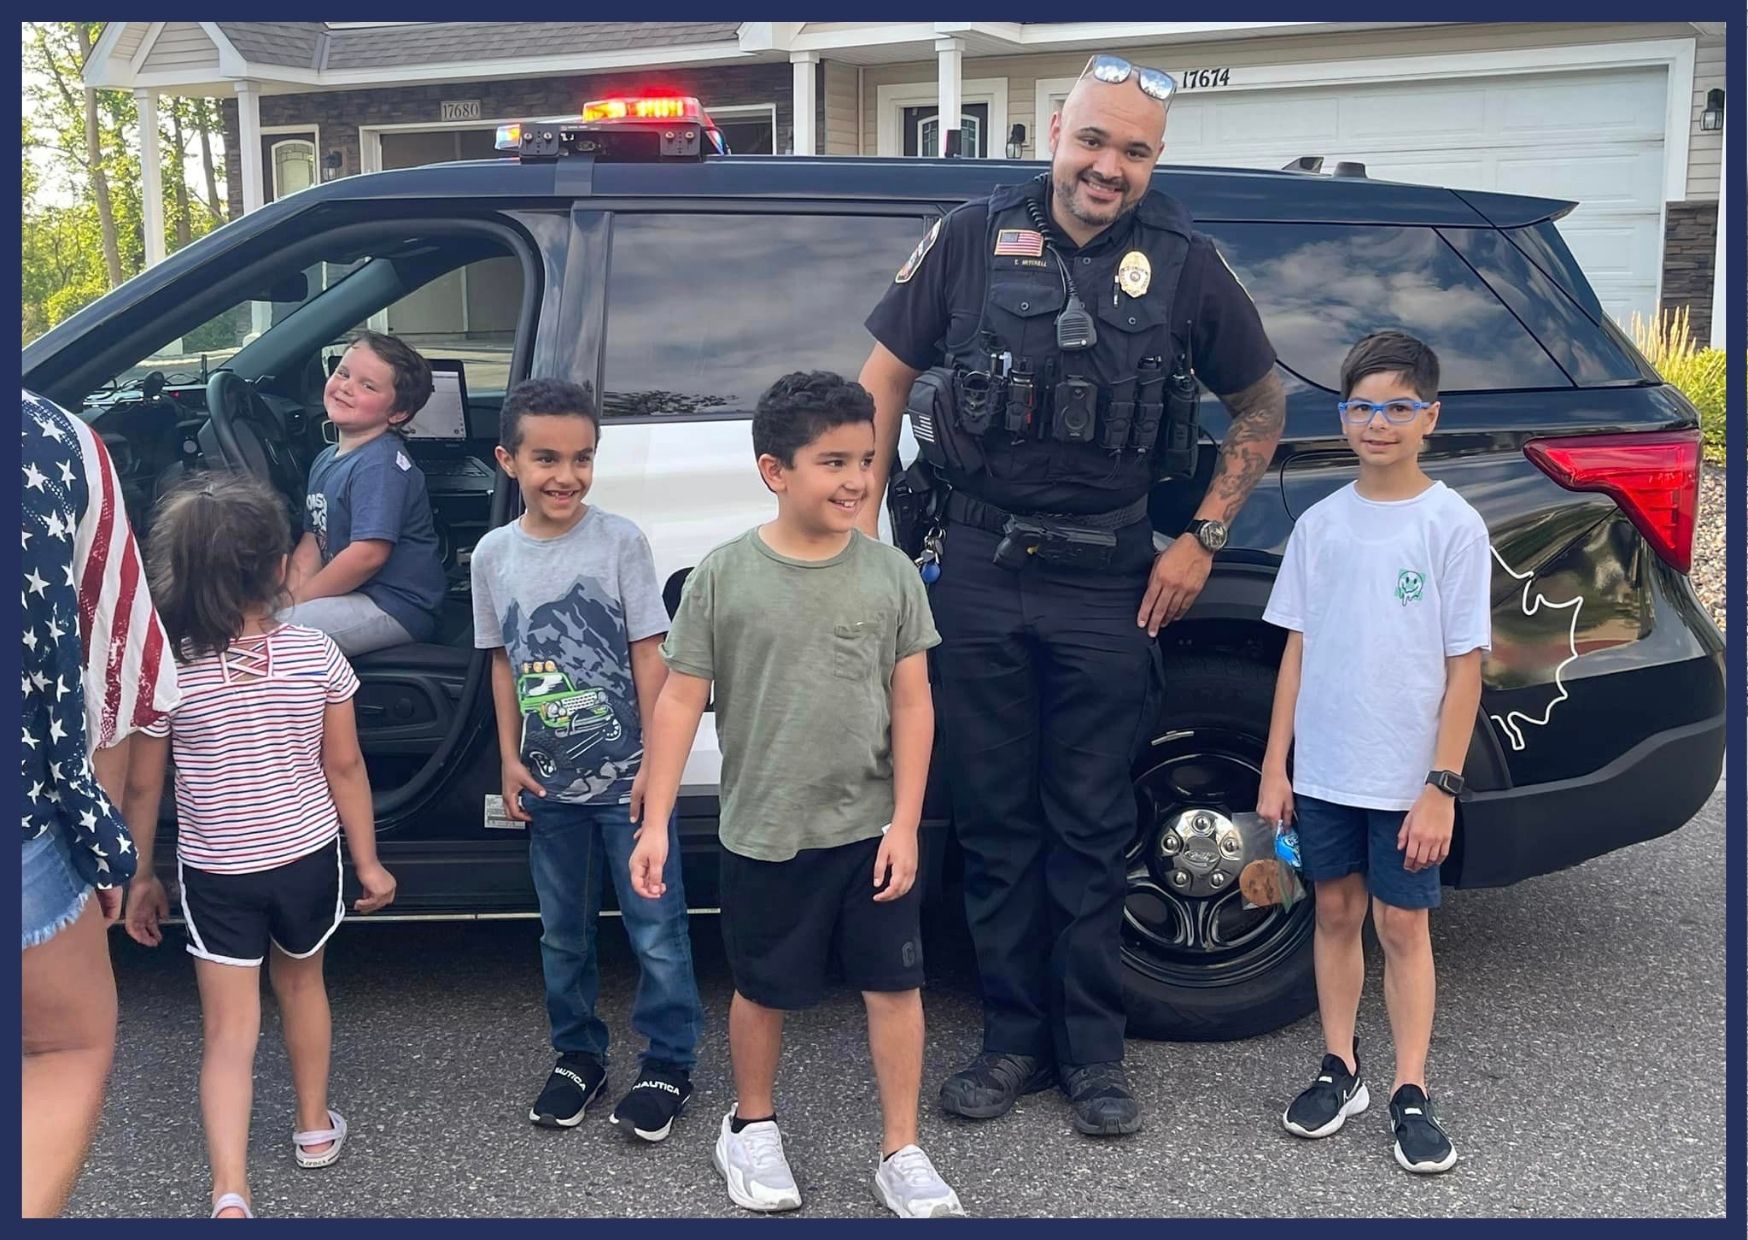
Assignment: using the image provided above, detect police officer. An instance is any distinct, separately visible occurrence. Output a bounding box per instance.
[856,57,1285,1137]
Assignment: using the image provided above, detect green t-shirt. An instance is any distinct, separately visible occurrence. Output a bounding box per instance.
[661,528,941,861]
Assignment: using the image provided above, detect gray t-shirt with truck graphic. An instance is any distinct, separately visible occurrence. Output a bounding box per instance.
[471,506,669,805]
[661,528,941,862]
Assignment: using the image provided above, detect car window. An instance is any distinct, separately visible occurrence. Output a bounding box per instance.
[601,213,930,419]
[1439,228,1650,387]
[1205,223,1569,393]
[337,253,522,397]
[105,262,343,392]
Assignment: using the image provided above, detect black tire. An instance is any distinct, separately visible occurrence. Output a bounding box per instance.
[1121,651,1318,1042]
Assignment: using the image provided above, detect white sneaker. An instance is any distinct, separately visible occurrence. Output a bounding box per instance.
[713,1108,803,1213]
[873,1144,966,1218]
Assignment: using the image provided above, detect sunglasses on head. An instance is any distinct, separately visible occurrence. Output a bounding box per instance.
[1080,55,1177,104]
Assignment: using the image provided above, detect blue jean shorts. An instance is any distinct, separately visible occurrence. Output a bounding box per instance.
[1294,794,1442,910]
[21,828,92,951]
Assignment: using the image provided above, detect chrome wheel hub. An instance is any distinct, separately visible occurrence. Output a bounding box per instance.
[1158,808,1257,898]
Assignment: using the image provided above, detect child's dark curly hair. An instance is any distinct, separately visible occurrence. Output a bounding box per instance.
[146,472,292,660]
[751,371,875,467]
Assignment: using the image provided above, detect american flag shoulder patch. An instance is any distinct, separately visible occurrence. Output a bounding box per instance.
[993,229,1045,258]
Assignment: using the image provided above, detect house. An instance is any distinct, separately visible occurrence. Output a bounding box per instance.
[84,20,1728,344]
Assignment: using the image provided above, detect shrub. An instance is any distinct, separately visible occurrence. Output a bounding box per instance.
[1631,306,1726,465]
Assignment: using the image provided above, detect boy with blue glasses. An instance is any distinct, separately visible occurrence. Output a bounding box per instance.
[1256,330,1492,1175]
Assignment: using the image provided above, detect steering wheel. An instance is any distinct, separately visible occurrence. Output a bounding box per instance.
[205,371,306,515]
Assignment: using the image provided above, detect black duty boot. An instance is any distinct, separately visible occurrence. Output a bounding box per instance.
[1061,1061,1143,1137]
[938,1052,1056,1120]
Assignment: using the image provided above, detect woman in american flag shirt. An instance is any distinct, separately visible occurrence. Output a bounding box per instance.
[21,389,179,1216]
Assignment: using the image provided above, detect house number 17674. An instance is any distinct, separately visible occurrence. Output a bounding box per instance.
[1180,68,1232,89]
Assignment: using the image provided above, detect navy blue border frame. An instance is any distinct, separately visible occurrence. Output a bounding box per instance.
[10,7,1745,1235]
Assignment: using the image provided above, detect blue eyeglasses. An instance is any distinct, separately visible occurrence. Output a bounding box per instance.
[1080,55,1177,103]
[1337,398,1432,425]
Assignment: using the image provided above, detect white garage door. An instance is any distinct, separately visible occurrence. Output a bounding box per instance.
[1049,67,1669,327]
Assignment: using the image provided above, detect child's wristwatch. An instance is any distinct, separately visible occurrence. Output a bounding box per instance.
[1425,769,1467,799]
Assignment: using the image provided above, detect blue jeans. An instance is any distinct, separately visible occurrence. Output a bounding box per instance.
[522,795,702,1070]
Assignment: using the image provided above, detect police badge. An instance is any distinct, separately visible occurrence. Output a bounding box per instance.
[1117,250,1151,298]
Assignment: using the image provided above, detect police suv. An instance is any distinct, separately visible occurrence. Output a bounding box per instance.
[23,96,1725,1041]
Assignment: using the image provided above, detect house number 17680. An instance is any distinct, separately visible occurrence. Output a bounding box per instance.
[1180,68,1232,89]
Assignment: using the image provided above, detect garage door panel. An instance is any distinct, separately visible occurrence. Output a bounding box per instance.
[1557,221,1663,278]
[1598,284,1658,326]
[1343,90,1486,144]
[1205,96,1341,144]
[1491,72,1667,143]
[1493,149,1663,209]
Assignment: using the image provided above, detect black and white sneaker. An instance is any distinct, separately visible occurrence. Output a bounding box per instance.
[1283,1046,1369,1139]
[529,1053,607,1128]
[609,1060,693,1142]
[1390,1084,1458,1174]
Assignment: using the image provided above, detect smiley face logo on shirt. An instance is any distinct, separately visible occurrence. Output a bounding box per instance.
[1396,569,1426,605]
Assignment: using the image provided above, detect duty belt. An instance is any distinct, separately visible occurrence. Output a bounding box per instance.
[943,490,1149,535]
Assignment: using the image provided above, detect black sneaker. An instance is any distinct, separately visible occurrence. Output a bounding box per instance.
[938,1052,1056,1120]
[1283,1045,1368,1139]
[609,1060,693,1143]
[529,1053,607,1128]
[1390,1084,1457,1174]
[1061,1062,1143,1137]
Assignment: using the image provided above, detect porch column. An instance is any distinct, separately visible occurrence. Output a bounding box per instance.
[234,79,264,214]
[935,37,964,157]
[791,51,819,155]
[1710,109,1725,349]
[234,80,269,339]
[135,88,166,267]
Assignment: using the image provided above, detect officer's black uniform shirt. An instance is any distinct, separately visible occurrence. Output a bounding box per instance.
[866,177,1276,406]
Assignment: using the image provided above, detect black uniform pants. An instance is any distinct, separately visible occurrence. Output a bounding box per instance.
[930,519,1161,1067]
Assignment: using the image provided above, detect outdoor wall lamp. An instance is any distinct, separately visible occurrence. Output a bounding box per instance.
[322,150,344,180]
[1006,123,1027,159]
[1701,88,1724,132]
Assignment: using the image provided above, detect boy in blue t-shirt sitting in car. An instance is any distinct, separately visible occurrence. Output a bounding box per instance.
[281,330,447,655]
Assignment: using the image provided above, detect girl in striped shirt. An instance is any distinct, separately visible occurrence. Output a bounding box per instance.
[122,473,396,1219]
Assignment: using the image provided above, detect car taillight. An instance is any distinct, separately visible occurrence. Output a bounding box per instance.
[1523,429,1701,573]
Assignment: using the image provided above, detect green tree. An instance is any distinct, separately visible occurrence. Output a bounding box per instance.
[22,21,228,343]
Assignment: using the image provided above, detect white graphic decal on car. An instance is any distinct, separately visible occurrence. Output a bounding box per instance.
[1488,544,1584,752]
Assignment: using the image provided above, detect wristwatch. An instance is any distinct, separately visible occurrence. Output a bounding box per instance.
[1184,518,1229,553]
[1426,769,1467,799]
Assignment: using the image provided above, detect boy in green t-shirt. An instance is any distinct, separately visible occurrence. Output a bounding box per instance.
[630,371,962,1218]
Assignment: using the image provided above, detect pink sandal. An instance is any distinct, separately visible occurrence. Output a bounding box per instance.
[293,1108,348,1169]
[210,1192,254,1218]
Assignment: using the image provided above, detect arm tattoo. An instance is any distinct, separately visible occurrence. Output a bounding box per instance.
[1203,369,1286,522]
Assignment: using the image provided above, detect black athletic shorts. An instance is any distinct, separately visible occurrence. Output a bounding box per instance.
[179,840,344,967]
[719,834,925,1009]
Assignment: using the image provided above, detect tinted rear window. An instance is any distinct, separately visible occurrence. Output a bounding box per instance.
[1440,227,1650,387]
[1206,223,1569,393]
[602,213,928,419]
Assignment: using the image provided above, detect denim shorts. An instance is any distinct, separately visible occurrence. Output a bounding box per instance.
[21,828,92,951]
[1294,794,1442,910]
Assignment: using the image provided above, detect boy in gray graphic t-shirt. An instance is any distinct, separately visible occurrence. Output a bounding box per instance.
[471,378,702,1145]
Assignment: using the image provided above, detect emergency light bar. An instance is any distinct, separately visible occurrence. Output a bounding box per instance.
[496,95,727,162]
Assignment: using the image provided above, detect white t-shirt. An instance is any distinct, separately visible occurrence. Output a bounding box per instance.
[1263,480,1492,811]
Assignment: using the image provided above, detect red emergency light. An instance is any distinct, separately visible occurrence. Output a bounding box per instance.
[581,95,708,123]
